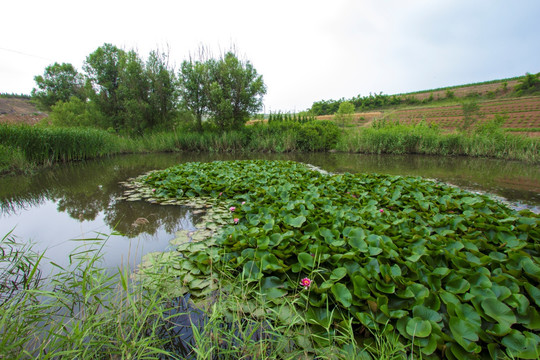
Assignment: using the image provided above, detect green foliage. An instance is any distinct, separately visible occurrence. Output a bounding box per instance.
[0,235,175,359]
[460,99,481,131]
[310,93,400,116]
[178,58,208,131]
[206,52,267,130]
[334,101,355,127]
[338,121,539,163]
[0,144,28,174]
[145,50,179,130]
[31,62,85,111]
[33,43,178,135]
[138,160,540,359]
[295,120,341,151]
[514,72,540,95]
[0,93,31,99]
[48,96,106,128]
[0,124,118,163]
[474,114,507,136]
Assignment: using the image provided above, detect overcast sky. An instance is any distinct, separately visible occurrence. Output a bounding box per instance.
[1,0,539,112]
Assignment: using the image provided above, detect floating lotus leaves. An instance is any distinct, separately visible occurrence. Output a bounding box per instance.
[125,160,540,359]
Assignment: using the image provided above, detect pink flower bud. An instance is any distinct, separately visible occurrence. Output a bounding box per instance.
[229,206,236,212]
[234,218,239,224]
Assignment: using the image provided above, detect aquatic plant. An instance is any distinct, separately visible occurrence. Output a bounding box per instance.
[134,160,540,359]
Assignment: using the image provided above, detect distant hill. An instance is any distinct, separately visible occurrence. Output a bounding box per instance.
[0,97,47,125]
[399,78,521,101]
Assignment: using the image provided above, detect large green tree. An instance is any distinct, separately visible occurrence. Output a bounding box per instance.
[178,58,208,131]
[146,50,178,130]
[31,62,85,110]
[83,43,127,130]
[207,52,266,130]
[83,44,178,134]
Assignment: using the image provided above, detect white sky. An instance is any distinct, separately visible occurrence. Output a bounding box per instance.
[1,0,539,112]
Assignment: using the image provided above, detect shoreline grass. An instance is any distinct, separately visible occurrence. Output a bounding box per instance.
[0,120,538,176]
[1,230,411,359]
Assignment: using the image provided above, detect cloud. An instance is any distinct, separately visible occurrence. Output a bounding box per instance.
[1,0,539,111]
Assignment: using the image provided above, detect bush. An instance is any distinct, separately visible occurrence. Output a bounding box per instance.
[296,121,340,151]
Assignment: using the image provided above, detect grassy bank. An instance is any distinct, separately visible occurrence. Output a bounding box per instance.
[0,232,174,359]
[337,121,540,163]
[0,230,405,359]
[1,120,538,175]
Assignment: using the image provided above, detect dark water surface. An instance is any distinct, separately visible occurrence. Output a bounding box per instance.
[1,153,538,274]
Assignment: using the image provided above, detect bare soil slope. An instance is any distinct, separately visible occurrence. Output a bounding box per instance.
[404,80,520,101]
[0,98,47,125]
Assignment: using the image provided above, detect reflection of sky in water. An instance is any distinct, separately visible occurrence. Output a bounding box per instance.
[1,198,195,278]
[1,152,539,279]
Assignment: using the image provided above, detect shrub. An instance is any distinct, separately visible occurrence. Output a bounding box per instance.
[296,121,340,151]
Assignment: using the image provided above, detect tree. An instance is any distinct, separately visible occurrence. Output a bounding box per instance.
[83,43,127,130]
[146,50,178,130]
[31,62,85,110]
[206,52,266,130]
[515,72,540,95]
[83,44,178,134]
[461,99,481,131]
[178,58,209,131]
[118,50,150,135]
[334,101,355,127]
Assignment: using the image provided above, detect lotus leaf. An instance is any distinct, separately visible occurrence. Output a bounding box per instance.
[124,160,540,359]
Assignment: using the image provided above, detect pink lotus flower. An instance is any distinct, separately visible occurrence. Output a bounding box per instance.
[300,277,312,289]
[379,209,384,213]
[229,206,236,212]
[219,192,223,196]
[234,218,239,224]
[152,188,156,192]
[241,201,246,205]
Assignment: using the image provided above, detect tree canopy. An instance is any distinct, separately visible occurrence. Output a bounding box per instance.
[31,62,85,111]
[32,44,266,135]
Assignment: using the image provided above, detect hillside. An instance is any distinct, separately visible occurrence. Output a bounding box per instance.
[317,78,540,136]
[0,97,47,125]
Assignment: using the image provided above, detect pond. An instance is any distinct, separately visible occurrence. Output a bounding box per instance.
[1,152,538,275]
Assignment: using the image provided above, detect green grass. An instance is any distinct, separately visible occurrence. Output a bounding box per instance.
[506,127,540,132]
[0,232,176,359]
[337,120,540,163]
[0,118,538,176]
[1,230,412,359]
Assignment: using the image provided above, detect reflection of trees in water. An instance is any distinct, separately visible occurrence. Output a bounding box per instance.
[0,154,213,237]
[103,200,206,238]
[1,153,538,229]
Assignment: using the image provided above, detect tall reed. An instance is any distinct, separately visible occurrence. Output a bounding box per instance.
[0,124,120,164]
[0,233,177,359]
[337,121,540,162]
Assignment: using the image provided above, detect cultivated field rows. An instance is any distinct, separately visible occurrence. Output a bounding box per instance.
[383,96,540,130]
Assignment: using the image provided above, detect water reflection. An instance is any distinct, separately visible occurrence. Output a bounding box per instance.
[0,152,538,275]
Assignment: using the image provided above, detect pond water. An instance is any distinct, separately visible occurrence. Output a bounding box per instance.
[1,152,538,276]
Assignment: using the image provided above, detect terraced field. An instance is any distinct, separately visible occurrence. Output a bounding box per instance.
[384,96,540,130]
